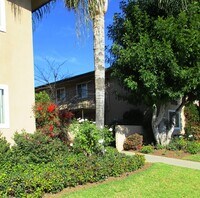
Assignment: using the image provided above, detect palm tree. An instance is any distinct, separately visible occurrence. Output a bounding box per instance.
[33,0,108,129]
[63,0,108,129]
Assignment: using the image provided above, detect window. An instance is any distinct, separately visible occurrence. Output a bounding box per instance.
[77,83,88,99]
[0,85,9,128]
[168,110,180,129]
[0,0,6,32]
[56,88,66,103]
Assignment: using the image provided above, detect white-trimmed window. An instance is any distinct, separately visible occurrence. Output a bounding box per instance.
[77,83,88,99]
[0,0,6,32]
[56,88,66,103]
[0,84,9,128]
[168,110,180,129]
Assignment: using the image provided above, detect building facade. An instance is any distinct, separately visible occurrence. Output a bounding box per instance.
[36,69,185,134]
[36,69,146,125]
[0,0,50,143]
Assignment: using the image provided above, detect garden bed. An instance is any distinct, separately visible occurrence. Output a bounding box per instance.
[136,149,191,159]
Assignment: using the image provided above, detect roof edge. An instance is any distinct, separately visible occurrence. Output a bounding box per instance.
[32,0,51,12]
[35,67,112,89]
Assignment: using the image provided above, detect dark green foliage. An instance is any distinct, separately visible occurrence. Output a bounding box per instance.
[185,103,200,124]
[108,0,200,107]
[0,134,11,164]
[167,137,187,151]
[184,103,200,141]
[167,136,200,154]
[123,133,143,150]
[0,130,144,197]
[186,141,200,154]
[0,148,145,197]
[140,145,154,154]
[11,131,69,164]
[139,0,196,17]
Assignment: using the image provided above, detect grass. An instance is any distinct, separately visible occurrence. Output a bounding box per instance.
[183,153,200,162]
[57,163,200,198]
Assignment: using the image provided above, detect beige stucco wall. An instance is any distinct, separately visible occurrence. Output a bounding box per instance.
[0,0,35,144]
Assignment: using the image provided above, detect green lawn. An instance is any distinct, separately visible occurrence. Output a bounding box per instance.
[61,163,200,198]
[183,154,200,162]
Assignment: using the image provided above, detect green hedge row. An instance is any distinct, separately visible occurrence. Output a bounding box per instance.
[0,149,145,197]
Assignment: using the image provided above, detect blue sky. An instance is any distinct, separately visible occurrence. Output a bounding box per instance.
[33,0,121,86]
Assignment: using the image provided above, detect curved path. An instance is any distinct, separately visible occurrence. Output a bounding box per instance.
[122,151,200,170]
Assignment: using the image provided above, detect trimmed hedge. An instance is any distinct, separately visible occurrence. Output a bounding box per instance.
[0,148,145,197]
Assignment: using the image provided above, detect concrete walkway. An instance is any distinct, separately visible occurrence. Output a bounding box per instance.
[122,151,200,170]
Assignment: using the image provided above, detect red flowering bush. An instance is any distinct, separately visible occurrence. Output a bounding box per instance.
[34,100,73,141]
[47,103,57,113]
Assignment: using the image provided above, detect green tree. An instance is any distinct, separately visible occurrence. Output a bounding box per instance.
[33,0,108,129]
[108,0,200,145]
[157,0,195,14]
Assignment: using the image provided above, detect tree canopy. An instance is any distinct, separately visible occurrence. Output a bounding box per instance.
[108,0,200,107]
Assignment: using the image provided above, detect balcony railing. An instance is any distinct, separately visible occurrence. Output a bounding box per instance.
[59,93,95,110]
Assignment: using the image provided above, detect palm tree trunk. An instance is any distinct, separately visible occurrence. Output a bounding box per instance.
[93,11,105,129]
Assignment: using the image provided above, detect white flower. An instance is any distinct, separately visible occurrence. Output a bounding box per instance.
[93,121,96,124]
[179,135,183,138]
[188,134,193,138]
[79,119,84,123]
[109,128,113,132]
[98,139,104,144]
[84,118,88,121]
[70,143,73,147]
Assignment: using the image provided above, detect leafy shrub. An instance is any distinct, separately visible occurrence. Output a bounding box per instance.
[123,133,143,150]
[156,144,166,150]
[69,119,113,155]
[167,137,187,151]
[35,91,51,103]
[166,136,200,154]
[186,126,200,142]
[140,145,153,154]
[11,131,69,164]
[0,134,11,164]
[186,141,200,154]
[185,103,200,124]
[34,99,73,141]
[184,103,200,141]
[0,149,145,197]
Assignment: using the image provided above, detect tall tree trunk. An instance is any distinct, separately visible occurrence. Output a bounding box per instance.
[152,98,187,146]
[152,104,174,145]
[93,1,107,129]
